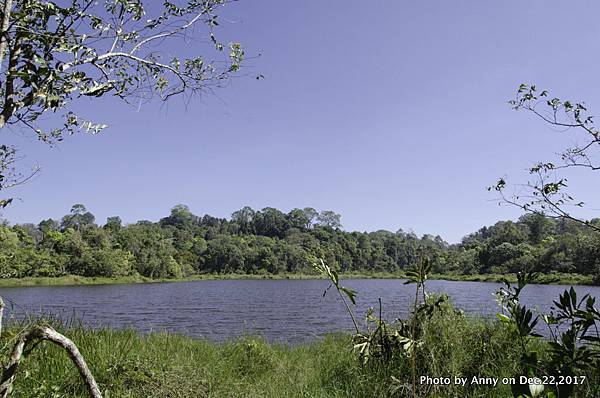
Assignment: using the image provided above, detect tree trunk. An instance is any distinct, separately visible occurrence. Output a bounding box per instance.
[0,0,13,74]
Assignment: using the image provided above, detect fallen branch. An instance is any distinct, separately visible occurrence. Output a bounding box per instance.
[0,297,4,338]
[0,325,102,398]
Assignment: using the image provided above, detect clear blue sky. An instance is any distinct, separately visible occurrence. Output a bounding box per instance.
[3,1,600,243]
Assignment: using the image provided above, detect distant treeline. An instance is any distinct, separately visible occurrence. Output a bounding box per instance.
[1,204,599,282]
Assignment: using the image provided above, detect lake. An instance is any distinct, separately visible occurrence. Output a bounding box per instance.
[1,279,599,344]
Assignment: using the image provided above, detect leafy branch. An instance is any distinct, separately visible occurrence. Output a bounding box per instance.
[0,0,248,207]
[312,258,359,334]
[490,84,600,232]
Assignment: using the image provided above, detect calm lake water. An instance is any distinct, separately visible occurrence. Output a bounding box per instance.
[1,279,599,343]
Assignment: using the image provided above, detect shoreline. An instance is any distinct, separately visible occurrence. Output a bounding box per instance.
[0,272,593,288]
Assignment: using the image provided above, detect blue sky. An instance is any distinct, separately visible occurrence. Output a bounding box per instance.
[3,1,600,243]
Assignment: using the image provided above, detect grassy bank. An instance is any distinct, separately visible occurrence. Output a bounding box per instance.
[0,322,543,397]
[2,312,597,397]
[0,271,593,288]
[428,272,595,285]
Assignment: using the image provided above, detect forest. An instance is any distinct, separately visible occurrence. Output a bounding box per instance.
[1,0,600,396]
[1,203,599,282]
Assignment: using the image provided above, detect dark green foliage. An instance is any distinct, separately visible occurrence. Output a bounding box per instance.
[0,204,599,281]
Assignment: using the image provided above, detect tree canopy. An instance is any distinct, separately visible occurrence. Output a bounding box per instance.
[0,0,246,206]
[1,204,599,283]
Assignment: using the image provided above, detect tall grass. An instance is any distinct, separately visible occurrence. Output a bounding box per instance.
[3,311,592,397]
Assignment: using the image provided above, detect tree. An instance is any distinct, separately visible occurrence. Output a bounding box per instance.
[0,0,246,204]
[317,210,342,229]
[60,203,95,231]
[302,207,319,229]
[160,204,196,229]
[38,218,60,233]
[0,224,26,277]
[203,235,246,273]
[104,216,122,232]
[0,1,250,391]
[286,208,309,231]
[491,84,600,232]
[118,222,180,278]
[519,213,556,245]
[231,206,256,234]
[253,207,289,238]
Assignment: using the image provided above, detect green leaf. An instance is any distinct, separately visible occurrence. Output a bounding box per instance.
[340,287,357,305]
[496,313,510,323]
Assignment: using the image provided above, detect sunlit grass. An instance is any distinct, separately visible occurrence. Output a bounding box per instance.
[1,312,596,397]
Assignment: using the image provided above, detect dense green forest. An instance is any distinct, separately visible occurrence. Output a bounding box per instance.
[1,204,599,282]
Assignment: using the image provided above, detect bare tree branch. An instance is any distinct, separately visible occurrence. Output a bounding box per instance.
[0,325,102,398]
